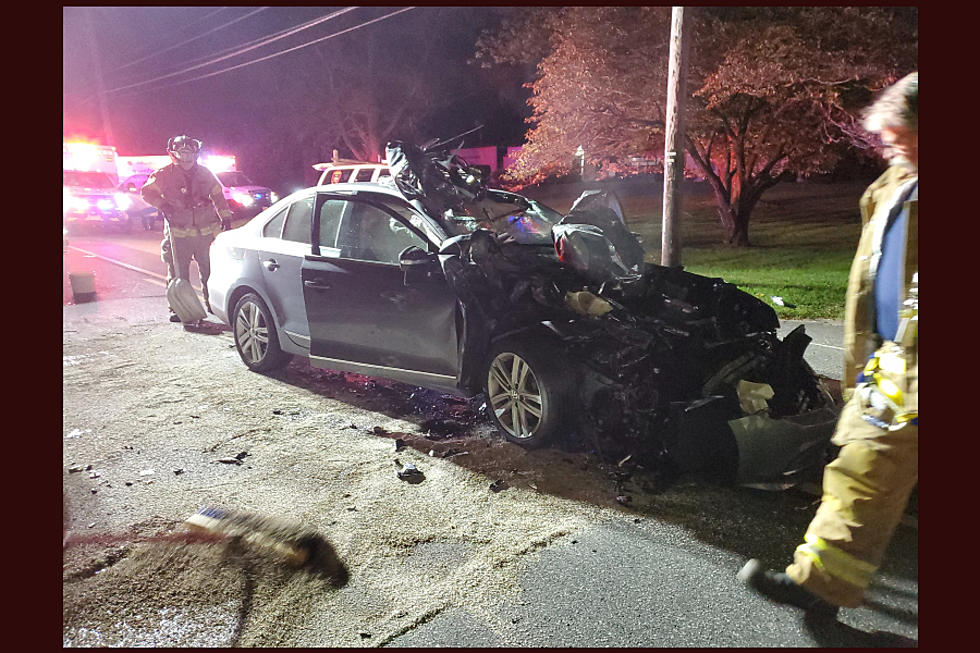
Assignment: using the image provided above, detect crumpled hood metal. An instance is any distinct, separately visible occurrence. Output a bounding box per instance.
[388,138,837,488]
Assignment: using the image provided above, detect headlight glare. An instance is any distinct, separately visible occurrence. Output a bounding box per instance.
[232,192,254,207]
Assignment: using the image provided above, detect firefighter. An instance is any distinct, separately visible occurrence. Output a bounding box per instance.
[738,72,918,617]
[141,136,233,320]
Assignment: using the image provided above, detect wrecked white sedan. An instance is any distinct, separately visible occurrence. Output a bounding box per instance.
[208,138,838,488]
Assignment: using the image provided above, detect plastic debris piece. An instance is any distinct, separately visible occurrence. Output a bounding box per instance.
[736,380,775,415]
[395,459,425,484]
[565,290,613,316]
[771,296,797,308]
[217,458,242,465]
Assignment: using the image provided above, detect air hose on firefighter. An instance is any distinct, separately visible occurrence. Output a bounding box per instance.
[857,273,918,429]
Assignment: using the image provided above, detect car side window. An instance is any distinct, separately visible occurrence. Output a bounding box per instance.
[327,168,350,185]
[262,205,288,238]
[317,199,346,248]
[354,168,374,182]
[282,197,313,244]
[336,201,429,264]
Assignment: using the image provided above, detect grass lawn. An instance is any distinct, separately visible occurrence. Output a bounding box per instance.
[523,177,871,319]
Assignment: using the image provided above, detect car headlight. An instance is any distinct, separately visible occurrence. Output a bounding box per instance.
[114,192,132,210]
[232,192,254,207]
[70,195,90,212]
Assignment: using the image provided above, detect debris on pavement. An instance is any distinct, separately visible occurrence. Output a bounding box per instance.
[489,480,509,493]
[216,458,243,465]
[394,459,425,484]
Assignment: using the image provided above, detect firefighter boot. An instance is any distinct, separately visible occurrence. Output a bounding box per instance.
[738,559,839,618]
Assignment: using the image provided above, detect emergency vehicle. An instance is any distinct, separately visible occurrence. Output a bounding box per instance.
[63,142,136,231]
[118,153,277,219]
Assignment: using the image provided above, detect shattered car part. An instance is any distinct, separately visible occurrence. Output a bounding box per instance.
[381,140,837,487]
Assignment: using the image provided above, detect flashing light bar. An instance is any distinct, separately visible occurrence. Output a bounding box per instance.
[201,154,237,173]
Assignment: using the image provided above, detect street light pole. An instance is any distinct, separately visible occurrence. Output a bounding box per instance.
[82,7,114,146]
[661,6,690,268]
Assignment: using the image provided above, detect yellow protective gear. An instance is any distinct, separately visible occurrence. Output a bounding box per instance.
[785,390,918,607]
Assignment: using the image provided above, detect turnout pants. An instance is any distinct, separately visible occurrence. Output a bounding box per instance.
[785,396,918,607]
[170,233,215,306]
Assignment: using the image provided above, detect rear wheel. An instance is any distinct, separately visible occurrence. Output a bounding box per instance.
[484,336,572,448]
[233,293,291,372]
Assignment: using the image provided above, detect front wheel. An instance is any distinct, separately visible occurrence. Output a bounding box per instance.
[232,292,291,372]
[484,336,573,448]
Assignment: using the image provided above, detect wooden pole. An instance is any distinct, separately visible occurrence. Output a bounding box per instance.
[661,7,690,268]
[82,8,115,147]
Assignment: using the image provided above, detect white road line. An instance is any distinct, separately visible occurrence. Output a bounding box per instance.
[807,342,844,351]
[67,245,202,293]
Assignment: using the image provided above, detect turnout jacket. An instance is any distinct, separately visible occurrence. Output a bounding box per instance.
[842,163,918,409]
[141,163,232,237]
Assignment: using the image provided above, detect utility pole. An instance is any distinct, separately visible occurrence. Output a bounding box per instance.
[661,6,690,268]
[82,7,114,145]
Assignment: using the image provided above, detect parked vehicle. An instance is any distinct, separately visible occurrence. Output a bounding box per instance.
[313,159,391,186]
[117,174,162,230]
[208,140,837,487]
[216,170,278,219]
[63,169,135,232]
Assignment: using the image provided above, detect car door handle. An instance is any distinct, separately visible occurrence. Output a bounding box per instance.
[304,279,331,291]
[262,258,280,271]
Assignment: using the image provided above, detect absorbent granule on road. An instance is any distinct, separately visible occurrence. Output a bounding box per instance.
[62,299,615,647]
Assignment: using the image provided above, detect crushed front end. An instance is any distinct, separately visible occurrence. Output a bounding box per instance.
[386,139,839,488]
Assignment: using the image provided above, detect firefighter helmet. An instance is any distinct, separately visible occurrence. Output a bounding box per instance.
[167,135,202,164]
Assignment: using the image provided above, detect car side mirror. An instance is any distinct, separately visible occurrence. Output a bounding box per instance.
[400,246,435,285]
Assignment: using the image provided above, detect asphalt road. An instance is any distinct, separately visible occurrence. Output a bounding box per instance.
[63,228,916,647]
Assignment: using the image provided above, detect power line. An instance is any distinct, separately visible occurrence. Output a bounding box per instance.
[109,7,270,74]
[142,7,359,81]
[109,7,416,97]
[104,7,360,96]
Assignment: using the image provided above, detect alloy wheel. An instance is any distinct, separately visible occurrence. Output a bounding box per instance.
[236,300,270,365]
[487,352,545,440]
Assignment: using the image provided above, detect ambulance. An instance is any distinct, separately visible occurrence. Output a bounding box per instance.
[63,141,137,231]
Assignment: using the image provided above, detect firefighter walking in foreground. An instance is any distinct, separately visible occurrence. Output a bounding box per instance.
[738,72,918,617]
[141,136,233,321]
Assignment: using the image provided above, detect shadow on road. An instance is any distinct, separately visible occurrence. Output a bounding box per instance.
[802,612,917,648]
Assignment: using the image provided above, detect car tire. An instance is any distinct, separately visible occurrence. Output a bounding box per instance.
[484,336,573,448]
[232,292,291,372]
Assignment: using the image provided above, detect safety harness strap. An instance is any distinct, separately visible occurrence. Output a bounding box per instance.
[795,533,876,589]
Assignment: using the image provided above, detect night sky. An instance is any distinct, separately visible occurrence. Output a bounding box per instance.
[63,6,531,191]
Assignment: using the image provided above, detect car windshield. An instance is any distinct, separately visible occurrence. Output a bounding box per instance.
[217,171,253,187]
[63,170,115,189]
[442,190,564,245]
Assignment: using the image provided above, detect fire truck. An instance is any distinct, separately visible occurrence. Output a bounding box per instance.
[63,141,137,231]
